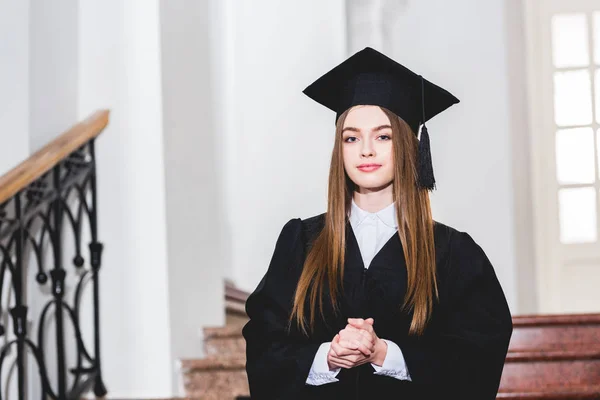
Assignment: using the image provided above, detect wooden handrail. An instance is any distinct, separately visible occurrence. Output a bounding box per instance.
[0,109,110,205]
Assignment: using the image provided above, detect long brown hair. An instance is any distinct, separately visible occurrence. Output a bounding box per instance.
[289,106,438,336]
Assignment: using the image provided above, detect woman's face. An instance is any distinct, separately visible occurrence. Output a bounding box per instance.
[342,105,394,192]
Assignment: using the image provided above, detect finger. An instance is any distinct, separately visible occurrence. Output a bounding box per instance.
[358,328,376,344]
[339,339,372,356]
[344,324,363,333]
[340,329,375,349]
[342,325,375,345]
[353,338,374,355]
[356,323,374,335]
[332,341,361,357]
[357,321,374,332]
[336,327,376,346]
[365,318,374,325]
[329,355,355,369]
[347,318,364,325]
[335,345,362,357]
[335,353,371,368]
[346,353,367,364]
[358,333,376,351]
[328,344,338,358]
[339,326,361,340]
[347,319,373,332]
[337,338,359,350]
[331,350,363,365]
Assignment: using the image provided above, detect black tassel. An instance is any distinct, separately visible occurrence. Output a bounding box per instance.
[417,125,436,191]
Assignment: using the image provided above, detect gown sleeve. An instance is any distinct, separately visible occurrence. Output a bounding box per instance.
[399,230,513,399]
[242,218,322,400]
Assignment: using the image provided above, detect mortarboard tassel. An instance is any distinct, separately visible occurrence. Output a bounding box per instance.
[417,75,436,191]
[417,124,436,190]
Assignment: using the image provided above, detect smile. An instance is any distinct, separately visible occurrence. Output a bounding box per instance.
[357,165,381,172]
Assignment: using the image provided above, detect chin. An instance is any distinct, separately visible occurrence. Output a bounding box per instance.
[352,178,393,192]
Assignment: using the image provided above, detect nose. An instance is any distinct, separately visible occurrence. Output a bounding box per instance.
[360,139,375,158]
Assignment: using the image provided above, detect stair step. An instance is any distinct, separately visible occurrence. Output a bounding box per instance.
[506,347,600,362]
[509,314,600,352]
[181,355,246,371]
[498,385,600,399]
[203,325,245,358]
[499,353,600,392]
[180,356,249,400]
[204,325,244,339]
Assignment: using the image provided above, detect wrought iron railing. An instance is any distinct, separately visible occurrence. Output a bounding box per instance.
[0,110,109,400]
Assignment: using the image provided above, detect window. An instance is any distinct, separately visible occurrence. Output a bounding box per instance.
[526,0,600,313]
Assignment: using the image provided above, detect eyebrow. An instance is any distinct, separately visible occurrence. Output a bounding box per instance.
[342,125,392,134]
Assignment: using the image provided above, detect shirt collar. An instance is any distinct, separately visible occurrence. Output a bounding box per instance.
[349,198,398,229]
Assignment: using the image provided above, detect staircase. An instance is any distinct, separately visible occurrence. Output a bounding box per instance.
[181,285,600,399]
[180,282,250,399]
[498,313,600,399]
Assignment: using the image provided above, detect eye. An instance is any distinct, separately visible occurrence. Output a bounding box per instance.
[343,136,357,143]
[378,134,391,141]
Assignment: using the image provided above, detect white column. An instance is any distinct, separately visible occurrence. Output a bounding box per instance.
[159,0,226,393]
[78,0,172,396]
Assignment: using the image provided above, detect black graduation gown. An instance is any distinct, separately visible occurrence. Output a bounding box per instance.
[242,213,513,400]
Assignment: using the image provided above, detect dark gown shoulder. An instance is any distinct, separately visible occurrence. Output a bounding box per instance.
[299,212,326,241]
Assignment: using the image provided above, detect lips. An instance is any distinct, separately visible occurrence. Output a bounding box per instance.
[357,164,382,172]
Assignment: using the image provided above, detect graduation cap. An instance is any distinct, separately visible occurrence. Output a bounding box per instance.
[302,46,460,191]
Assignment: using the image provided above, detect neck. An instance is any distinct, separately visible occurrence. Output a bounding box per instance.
[353,184,394,213]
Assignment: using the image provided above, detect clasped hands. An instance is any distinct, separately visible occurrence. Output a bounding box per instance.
[327,317,388,370]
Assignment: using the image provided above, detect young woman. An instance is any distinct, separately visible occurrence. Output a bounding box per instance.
[242,47,513,400]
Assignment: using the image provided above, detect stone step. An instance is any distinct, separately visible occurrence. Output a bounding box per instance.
[509,314,600,352]
[203,325,245,358]
[497,385,600,399]
[180,356,249,400]
[499,347,600,393]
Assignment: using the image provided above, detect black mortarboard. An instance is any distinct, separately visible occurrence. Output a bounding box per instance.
[302,46,460,191]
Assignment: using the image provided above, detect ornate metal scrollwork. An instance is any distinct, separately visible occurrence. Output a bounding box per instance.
[0,140,106,400]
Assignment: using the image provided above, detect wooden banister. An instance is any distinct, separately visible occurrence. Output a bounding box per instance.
[0,109,110,205]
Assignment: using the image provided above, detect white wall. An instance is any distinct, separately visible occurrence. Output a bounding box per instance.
[229,0,348,293]
[29,0,78,152]
[0,0,29,174]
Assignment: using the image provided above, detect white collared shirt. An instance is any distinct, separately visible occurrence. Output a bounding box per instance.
[306,199,412,385]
